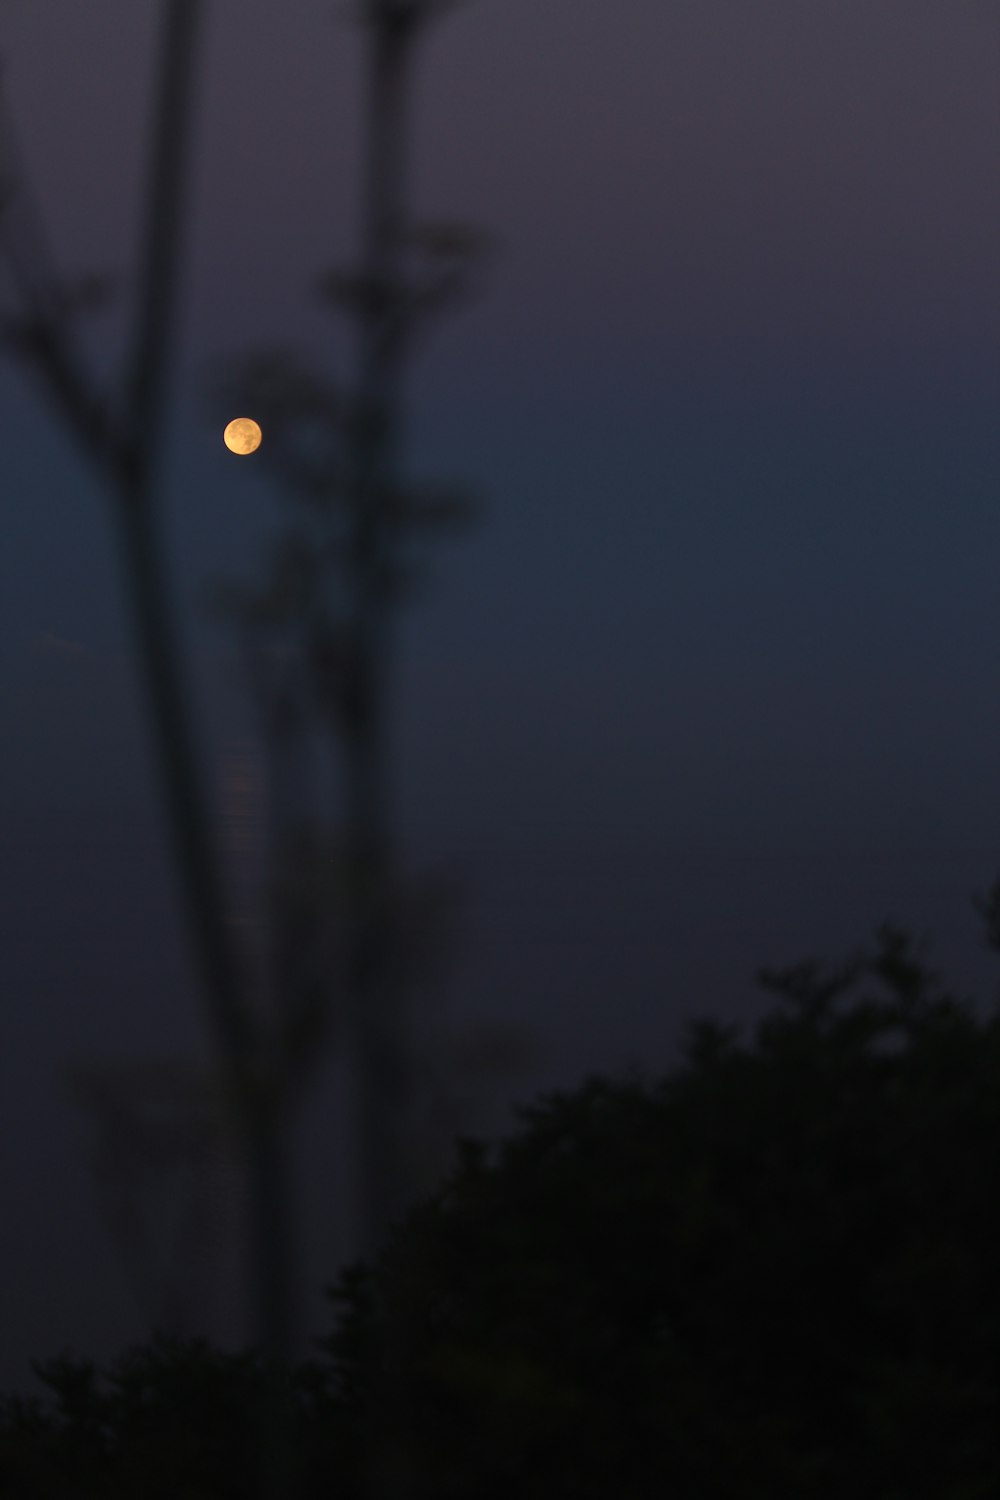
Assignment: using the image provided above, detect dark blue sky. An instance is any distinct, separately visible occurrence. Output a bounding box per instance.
[3,0,1000,1393]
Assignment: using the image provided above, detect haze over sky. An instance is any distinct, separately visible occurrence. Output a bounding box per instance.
[2,0,1000,1394]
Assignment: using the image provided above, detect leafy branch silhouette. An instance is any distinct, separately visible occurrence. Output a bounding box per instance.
[1,1,505,1496]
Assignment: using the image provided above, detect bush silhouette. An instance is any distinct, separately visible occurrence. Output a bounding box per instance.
[4,922,1000,1498]
[317,924,1000,1499]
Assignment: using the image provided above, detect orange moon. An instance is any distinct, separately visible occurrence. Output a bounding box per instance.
[223,417,262,455]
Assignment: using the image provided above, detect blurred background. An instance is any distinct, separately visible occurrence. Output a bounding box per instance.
[2,0,1000,1395]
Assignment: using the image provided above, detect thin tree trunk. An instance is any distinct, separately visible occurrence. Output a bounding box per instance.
[346,11,418,1500]
[119,6,293,1494]
[120,0,252,1079]
[348,1,414,1270]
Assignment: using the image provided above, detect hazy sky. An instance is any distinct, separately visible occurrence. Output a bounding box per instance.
[2,0,1000,1394]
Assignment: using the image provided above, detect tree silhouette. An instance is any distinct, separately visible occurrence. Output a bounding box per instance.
[1,3,494,1497]
[206,8,496,1491]
[0,0,255,1322]
[316,921,1000,1499]
[206,0,494,1252]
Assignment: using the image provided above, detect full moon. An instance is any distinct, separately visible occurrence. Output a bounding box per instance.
[223,417,262,455]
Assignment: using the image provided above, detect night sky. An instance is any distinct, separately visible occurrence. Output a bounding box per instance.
[3,0,1000,1395]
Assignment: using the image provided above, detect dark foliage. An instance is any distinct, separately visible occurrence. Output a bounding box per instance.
[319,923,1000,1499]
[4,922,1000,1498]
